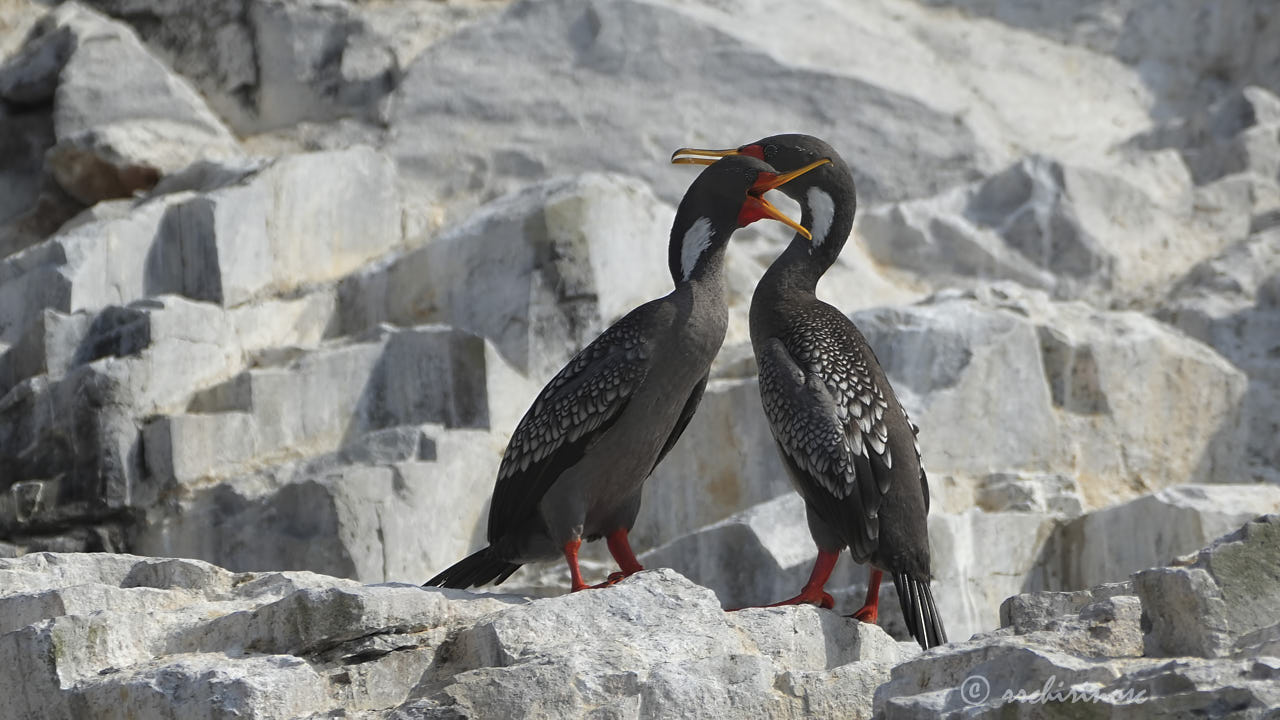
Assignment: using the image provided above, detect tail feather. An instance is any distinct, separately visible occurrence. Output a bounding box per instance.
[892,572,947,649]
[424,546,522,589]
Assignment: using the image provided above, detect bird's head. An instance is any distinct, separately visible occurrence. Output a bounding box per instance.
[673,134,855,254]
[669,154,830,283]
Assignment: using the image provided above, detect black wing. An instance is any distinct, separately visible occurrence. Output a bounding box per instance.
[487,310,650,542]
[756,308,898,561]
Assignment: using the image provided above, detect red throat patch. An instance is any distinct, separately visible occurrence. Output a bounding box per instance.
[737,196,771,227]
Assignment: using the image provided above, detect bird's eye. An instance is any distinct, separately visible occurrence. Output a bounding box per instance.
[764,144,778,158]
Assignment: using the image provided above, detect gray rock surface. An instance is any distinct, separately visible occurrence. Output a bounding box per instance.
[856,153,1239,305]
[388,0,996,231]
[1158,226,1280,484]
[4,520,1279,718]
[854,284,1248,510]
[79,0,503,134]
[0,554,903,719]
[1135,514,1280,659]
[879,520,1280,717]
[0,145,397,353]
[1,3,242,206]
[1034,485,1280,593]
[336,172,672,378]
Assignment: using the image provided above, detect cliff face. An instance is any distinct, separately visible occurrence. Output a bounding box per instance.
[1,1,1279,716]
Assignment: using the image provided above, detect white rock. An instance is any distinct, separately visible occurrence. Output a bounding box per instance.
[1135,514,1280,658]
[143,325,504,484]
[390,0,996,232]
[1035,485,1280,592]
[0,292,331,541]
[0,147,397,350]
[927,509,1061,642]
[854,284,1248,510]
[0,553,902,720]
[81,0,498,134]
[134,427,503,584]
[425,569,900,718]
[2,3,244,204]
[338,173,672,379]
[639,492,1063,644]
[658,0,1153,171]
[857,152,1237,305]
[1158,227,1280,483]
[923,0,1279,121]
[634,378,792,549]
[639,494,860,610]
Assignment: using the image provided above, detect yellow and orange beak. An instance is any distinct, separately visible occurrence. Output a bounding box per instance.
[673,147,830,239]
[671,145,749,165]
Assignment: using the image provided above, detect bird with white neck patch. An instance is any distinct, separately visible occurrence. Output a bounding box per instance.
[425,154,830,594]
[673,135,947,649]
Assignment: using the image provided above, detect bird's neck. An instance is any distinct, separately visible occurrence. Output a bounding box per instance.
[674,244,729,304]
[758,238,826,297]
[754,183,856,301]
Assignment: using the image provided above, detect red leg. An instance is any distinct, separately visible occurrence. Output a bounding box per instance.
[589,528,646,588]
[850,569,882,623]
[607,528,644,576]
[563,539,589,592]
[735,548,839,610]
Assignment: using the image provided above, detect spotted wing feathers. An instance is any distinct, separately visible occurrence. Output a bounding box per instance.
[756,311,899,558]
[487,313,649,541]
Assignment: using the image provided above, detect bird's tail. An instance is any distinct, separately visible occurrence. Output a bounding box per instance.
[893,572,947,649]
[423,546,522,589]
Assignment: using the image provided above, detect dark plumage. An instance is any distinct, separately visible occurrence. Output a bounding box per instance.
[426,155,826,593]
[673,135,947,649]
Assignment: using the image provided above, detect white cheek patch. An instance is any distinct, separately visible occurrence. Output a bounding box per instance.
[807,186,834,248]
[681,217,714,280]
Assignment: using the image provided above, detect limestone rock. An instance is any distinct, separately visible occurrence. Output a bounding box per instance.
[1135,514,1280,658]
[132,426,503,583]
[854,284,1248,510]
[1,3,242,205]
[402,569,901,719]
[635,492,1060,644]
[656,0,1152,171]
[389,0,994,230]
[1,3,1280,717]
[880,518,1280,716]
[0,554,902,719]
[856,153,1236,305]
[81,0,504,134]
[337,173,672,379]
[999,581,1134,635]
[0,147,398,351]
[142,324,507,483]
[1036,485,1280,592]
[920,0,1280,119]
[1132,86,1280,187]
[880,642,1280,718]
[640,494,860,611]
[1158,227,1280,484]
